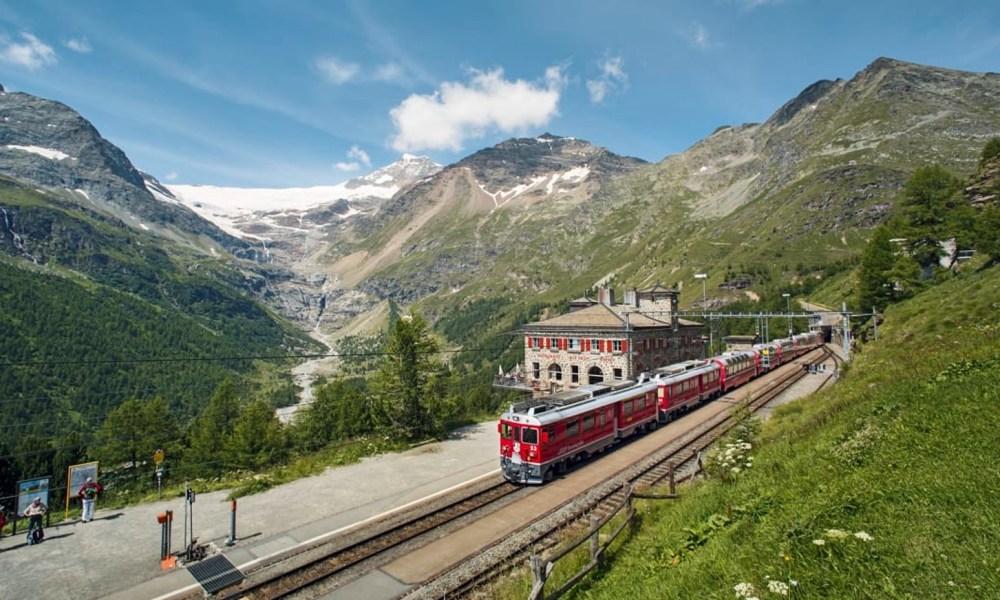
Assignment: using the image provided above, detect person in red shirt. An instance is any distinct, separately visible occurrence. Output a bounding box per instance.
[78,477,103,523]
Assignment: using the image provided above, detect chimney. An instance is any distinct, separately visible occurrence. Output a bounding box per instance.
[671,293,679,332]
[624,289,637,307]
[598,287,615,306]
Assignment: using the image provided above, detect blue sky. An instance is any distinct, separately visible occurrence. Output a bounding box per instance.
[1,0,998,188]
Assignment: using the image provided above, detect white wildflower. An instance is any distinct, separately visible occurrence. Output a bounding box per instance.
[767,580,790,596]
[824,528,849,540]
[733,582,755,597]
[854,531,874,542]
[731,466,741,473]
[813,539,826,546]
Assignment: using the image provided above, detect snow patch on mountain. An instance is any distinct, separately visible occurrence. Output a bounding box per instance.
[162,155,441,238]
[478,165,591,210]
[5,144,74,161]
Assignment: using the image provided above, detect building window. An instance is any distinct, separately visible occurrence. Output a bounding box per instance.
[571,365,579,383]
[568,338,579,351]
[613,340,623,352]
[590,339,601,352]
[588,367,604,384]
[613,368,624,380]
[548,364,562,381]
[532,362,540,378]
[550,338,559,349]
[533,337,541,348]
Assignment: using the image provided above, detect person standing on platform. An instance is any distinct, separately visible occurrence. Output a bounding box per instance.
[79,477,103,523]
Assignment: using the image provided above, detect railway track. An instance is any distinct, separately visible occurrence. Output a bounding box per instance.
[407,346,836,599]
[210,476,526,599]
[202,347,836,600]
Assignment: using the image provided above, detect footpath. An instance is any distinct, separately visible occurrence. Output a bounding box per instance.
[0,423,499,600]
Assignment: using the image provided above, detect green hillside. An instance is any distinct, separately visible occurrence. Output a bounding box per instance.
[550,262,1000,597]
[0,180,318,471]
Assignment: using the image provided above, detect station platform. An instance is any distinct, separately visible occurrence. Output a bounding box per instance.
[0,423,499,600]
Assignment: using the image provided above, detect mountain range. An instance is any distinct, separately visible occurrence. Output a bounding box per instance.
[2,57,999,419]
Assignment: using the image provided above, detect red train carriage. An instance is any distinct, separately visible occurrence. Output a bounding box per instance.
[754,337,795,371]
[653,361,721,422]
[499,380,659,484]
[792,331,824,356]
[711,349,760,392]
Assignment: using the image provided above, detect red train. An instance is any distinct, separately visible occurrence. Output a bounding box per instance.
[499,331,824,484]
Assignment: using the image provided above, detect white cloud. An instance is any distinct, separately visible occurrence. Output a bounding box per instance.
[164,171,179,181]
[348,144,371,166]
[587,55,627,104]
[373,62,406,84]
[315,56,360,84]
[694,23,710,49]
[0,32,57,70]
[390,66,564,152]
[65,37,92,53]
[335,144,372,172]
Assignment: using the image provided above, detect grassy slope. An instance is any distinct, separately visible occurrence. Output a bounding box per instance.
[557,263,1000,599]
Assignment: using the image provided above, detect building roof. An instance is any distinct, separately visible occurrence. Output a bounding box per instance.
[639,284,680,295]
[522,303,687,332]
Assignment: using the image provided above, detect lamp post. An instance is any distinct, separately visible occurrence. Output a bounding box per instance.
[695,274,709,356]
[782,293,792,336]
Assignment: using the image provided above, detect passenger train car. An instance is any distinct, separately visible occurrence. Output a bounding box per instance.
[499,331,825,484]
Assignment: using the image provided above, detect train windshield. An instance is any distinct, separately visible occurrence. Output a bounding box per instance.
[500,423,514,440]
[521,428,539,444]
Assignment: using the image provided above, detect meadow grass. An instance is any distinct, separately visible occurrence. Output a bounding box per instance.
[493,263,1000,599]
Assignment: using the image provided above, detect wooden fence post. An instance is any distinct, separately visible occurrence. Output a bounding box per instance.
[529,553,544,600]
[669,462,676,495]
[589,515,600,563]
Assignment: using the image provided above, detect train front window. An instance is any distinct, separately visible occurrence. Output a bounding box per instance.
[500,423,514,440]
[521,428,539,444]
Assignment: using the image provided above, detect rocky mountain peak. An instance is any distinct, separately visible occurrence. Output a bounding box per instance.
[455,133,646,190]
[0,88,242,251]
[345,154,440,190]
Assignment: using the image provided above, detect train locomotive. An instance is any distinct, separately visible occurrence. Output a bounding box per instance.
[499,330,824,484]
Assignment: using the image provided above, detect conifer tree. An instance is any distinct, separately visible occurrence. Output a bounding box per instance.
[185,377,241,476]
[370,311,443,441]
[93,397,180,472]
[229,399,287,470]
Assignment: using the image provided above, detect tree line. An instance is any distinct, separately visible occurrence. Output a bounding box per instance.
[856,138,1000,313]
[0,309,516,505]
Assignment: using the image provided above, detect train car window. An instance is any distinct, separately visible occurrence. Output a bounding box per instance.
[599,411,607,426]
[636,396,645,410]
[623,401,633,416]
[500,423,514,440]
[543,427,554,442]
[567,419,580,437]
[521,428,538,444]
[582,415,595,431]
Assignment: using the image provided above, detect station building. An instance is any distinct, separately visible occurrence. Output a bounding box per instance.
[502,286,705,396]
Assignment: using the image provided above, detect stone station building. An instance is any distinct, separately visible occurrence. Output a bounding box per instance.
[503,286,705,396]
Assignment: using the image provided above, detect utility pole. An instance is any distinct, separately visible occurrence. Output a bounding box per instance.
[695,274,709,357]
[842,302,851,362]
[783,293,792,336]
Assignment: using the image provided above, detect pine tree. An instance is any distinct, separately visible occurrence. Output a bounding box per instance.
[185,377,241,476]
[370,311,443,441]
[93,398,179,470]
[896,165,969,272]
[229,399,287,470]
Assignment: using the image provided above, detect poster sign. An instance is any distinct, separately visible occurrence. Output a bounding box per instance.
[65,461,99,517]
[17,477,50,516]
